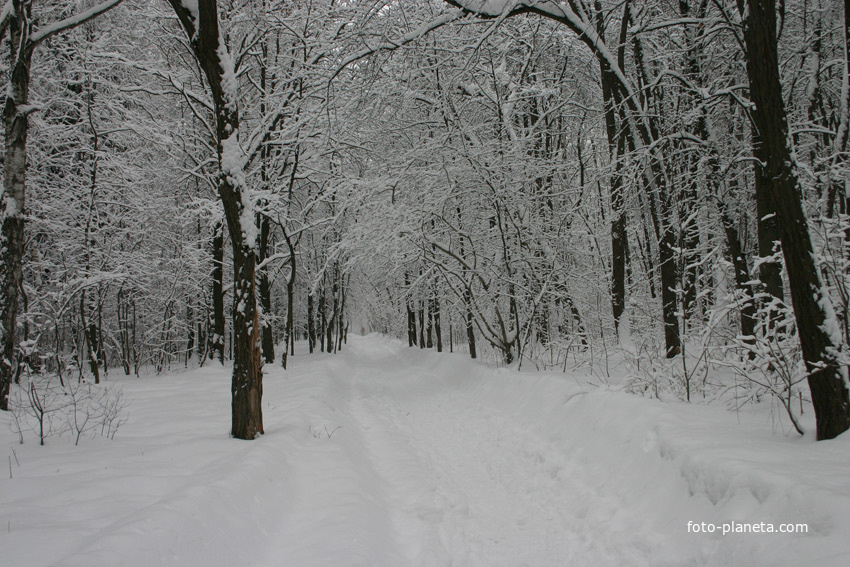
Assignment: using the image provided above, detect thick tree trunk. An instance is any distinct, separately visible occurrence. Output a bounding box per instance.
[169,0,263,439]
[743,0,850,440]
[229,243,263,438]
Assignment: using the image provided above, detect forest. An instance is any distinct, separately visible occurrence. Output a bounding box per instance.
[1,0,850,444]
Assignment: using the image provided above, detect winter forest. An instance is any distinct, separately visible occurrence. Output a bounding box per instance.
[2,0,850,565]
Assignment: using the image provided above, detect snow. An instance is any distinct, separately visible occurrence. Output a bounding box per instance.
[3,335,850,566]
[27,0,124,46]
[2,194,18,216]
[216,35,238,113]
[219,130,256,248]
[181,0,198,24]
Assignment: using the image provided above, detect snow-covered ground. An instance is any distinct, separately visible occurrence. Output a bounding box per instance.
[2,334,849,566]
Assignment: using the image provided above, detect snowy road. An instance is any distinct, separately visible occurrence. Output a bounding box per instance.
[341,339,655,566]
[268,336,850,567]
[4,334,849,567]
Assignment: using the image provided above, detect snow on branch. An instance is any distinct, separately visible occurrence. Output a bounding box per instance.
[29,0,125,48]
[445,1,638,107]
[330,9,465,82]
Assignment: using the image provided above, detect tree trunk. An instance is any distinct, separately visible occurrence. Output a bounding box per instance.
[79,290,100,384]
[465,288,477,359]
[0,3,32,411]
[258,214,274,363]
[433,285,442,353]
[169,0,263,439]
[319,290,327,352]
[599,54,629,338]
[281,229,296,367]
[719,203,757,341]
[418,301,426,349]
[426,293,434,349]
[211,220,225,363]
[743,0,850,440]
[307,292,316,353]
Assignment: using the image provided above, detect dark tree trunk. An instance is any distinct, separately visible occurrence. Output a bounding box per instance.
[426,293,434,349]
[186,303,195,364]
[418,301,425,349]
[405,273,416,346]
[307,292,316,353]
[742,0,850,440]
[408,307,417,346]
[79,291,100,384]
[117,288,132,375]
[465,288,477,359]
[599,44,629,338]
[433,288,442,353]
[318,290,327,352]
[281,229,296,368]
[407,304,417,347]
[719,202,757,341]
[258,214,274,364]
[211,220,225,363]
[336,278,344,352]
[757,187,785,302]
[328,271,338,353]
[169,0,263,439]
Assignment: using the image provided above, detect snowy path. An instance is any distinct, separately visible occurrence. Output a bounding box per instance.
[340,339,652,566]
[4,334,849,567]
